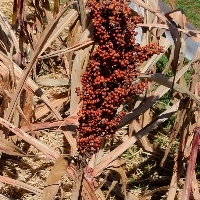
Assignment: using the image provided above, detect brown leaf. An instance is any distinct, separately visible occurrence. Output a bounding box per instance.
[12,0,18,25]
[167,164,182,200]
[77,0,87,31]
[62,130,77,155]
[118,96,158,129]
[39,39,93,60]
[108,167,127,198]
[71,169,84,200]
[0,13,19,51]
[107,159,126,169]
[36,77,69,86]
[42,155,72,200]
[95,188,106,200]
[67,19,81,78]
[131,0,168,23]
[119,59,194,130]
[0,51,63,120]
[160,102,185,166]
[191,172,200,200]
[20,89,33,127]
[189,32,200,42]
[35,97,68,120]
[0,117,59,161]
[140,73,200,104]
[0,175,42,195]
[140,0,158,46]
[70,27,93,115]
[4,1,74,123]
[21,116,78,132]
[93,101,179,177]
[137,23,200,42]
[81,178,99,200]
[105,180,118,199]
[127,192,139,200]
[167,9,187,28]
[166,21,181,76]
[129,120,154,153]
[181,128,200,200]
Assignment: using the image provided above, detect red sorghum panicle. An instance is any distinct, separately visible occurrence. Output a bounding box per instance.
[76,0,162,156]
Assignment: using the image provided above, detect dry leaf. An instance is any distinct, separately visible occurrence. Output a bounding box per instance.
[93,101,179,177]
[167,9,187,28]
[0,175,42,195]
[165,19,181,76]
[191,172,200,200]
[5,1,74,123]
[181,128,200,200]
[0,117,59,160]
[36,77,69,86]
[77,0,87,31]
[70,26,93,115]
[140,73,200,104]
[108,167,127,198]
[105,180,118,199]
[42,155,72,200]
[21,116,78,132]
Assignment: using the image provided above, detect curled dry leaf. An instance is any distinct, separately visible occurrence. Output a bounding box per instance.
[107,167,128,199]
[42,155,73,200]
[165,9,186,79]
[166,9,187,28]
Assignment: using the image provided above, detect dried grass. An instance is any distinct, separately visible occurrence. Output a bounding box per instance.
[0,0,199,199]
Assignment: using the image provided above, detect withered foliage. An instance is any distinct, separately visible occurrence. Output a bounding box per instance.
[0,0,199,199]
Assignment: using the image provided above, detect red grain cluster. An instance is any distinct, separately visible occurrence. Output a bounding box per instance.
[76,0,162,156]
